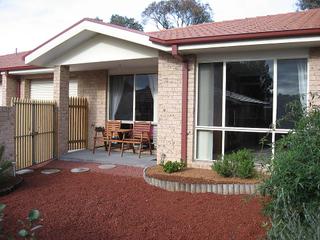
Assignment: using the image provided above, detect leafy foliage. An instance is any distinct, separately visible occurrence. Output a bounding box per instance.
[142,0,213,29]
[161,161,186,173]
[212,149,256,179]
[0,146,13,182]
[0,204,42,239]
[297,0,320,10]
[265,191,320,240]
[109,14,144,31]
[260,98,320,239]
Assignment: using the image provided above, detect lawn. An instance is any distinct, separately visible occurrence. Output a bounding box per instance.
[1,161,267,240]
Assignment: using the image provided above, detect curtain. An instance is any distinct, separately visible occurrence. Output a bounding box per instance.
[297,61,307,109]
[197,131,213,160]
[198,64,214,126]
[148,74,158,122]
[110,78,125,119]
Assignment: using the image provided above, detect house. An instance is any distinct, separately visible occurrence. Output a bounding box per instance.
[0,9,320,169]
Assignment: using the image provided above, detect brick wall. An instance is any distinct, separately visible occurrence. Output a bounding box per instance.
[309,47,320,105]
[1,73,18,106]
[0,107,15,162]
[76,70,107,149]
[157,52,196,165]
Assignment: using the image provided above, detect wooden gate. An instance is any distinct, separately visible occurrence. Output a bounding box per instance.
[12,98,55,170]
[68,97,88,151]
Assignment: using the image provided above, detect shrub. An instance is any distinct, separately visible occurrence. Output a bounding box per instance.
[265,191,320,240]
[260,99,320,239]
[212,149,255,179]
[0,146,13,182]
[162,161,186,173]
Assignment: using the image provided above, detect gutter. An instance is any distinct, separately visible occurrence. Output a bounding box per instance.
[171,44,188,164]
[150,28,320,46]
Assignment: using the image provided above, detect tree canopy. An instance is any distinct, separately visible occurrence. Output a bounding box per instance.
[109,14,144,31]
[297,0,320,9]
[142,0,213,29]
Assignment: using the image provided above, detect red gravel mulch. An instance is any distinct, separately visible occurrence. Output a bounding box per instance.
[0,161,268,240]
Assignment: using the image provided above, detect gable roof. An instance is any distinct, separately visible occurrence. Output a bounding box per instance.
[148,8,320,45]
[1,8,320,71]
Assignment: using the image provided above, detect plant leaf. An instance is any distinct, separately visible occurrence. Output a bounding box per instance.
[28,209,40,221]
[18,229,29,237]
[0,203,6,212]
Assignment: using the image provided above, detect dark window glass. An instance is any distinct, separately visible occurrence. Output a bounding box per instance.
[198,63,223,126]
[277,59,307,129]
[109,75,133,120]
[226,61,273,128]
[135,74,156,121]
[225,131,272,161]
[196,131,222,160]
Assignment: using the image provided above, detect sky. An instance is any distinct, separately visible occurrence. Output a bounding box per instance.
[0,0,298,55]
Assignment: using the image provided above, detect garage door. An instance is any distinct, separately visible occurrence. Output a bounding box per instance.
[0,81,2,106]
[30,79,78,100]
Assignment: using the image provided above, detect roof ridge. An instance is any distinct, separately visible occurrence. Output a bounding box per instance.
[0,51,30,58]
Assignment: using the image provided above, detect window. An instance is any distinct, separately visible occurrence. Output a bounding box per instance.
[226,61,273,128]
[196,58,308,161]
[277,59,307,129]
[109,74,157,122]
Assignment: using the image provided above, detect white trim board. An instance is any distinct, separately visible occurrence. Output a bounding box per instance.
[25,20,171,66]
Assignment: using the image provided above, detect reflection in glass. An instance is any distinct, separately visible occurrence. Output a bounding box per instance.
[198,63,223,126]
[277,59,307,129]
[225,131,272,161]
[196,131,222,160]
[135,74,157,121]
[226,61,273,128]
[109,75,134,120]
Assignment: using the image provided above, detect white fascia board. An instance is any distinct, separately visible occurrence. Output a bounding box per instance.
[25,20,171,65]
[8,68,54,75]
[178,36,320,52]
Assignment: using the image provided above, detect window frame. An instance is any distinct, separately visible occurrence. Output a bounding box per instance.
[107,73,158,124]
[195,54,309,162]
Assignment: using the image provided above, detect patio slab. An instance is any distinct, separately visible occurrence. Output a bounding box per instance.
[61,149,157,168]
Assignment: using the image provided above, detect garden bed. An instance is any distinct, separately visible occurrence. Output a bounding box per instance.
[0,176,23,196]
[145,165,264,184]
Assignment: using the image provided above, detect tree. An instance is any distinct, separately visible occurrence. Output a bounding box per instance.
[297,0,320,10]
[109,14,144,31]
[142,0,213,29]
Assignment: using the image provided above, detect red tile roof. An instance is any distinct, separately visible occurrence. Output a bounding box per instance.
[148,8,320,45]
[0,51,37,71]
[1,9,320,71]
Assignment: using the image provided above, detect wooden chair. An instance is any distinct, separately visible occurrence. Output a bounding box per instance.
[92,120,121,154]
[120,122,152,158]
[104,120,121,153]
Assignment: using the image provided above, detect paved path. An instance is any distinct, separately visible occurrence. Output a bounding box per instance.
[61,149,157,168]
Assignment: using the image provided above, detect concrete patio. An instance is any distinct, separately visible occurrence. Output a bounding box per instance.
[61,149,157,168]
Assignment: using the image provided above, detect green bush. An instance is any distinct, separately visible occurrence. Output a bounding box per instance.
[162,161,186,173]
[264,190,320,240]
[0,146,13,182]
[260,100,320,239]
[212,149,255,179]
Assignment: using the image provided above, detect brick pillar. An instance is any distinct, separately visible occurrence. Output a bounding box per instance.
[309,47,320,105]
[20,78,31,99]
[53,65,69,158]
[157,52,183,163]
[1,72,18,106]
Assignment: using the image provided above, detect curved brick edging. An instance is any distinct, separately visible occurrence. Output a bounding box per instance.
[143,167,260,195]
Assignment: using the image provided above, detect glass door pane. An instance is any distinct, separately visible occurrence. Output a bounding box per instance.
[109,75,134,120]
